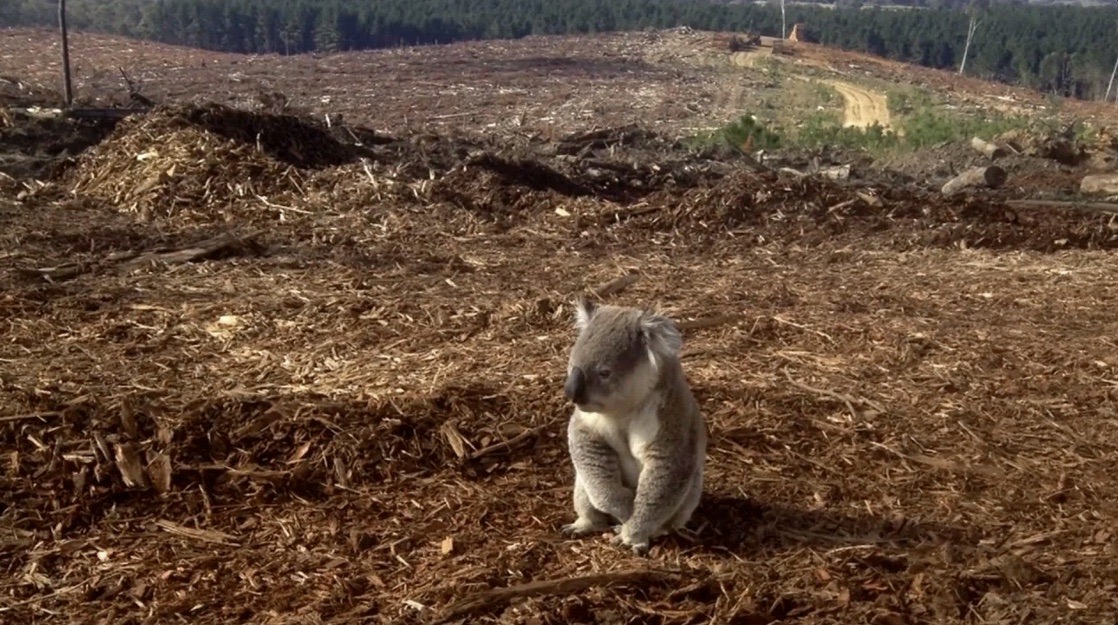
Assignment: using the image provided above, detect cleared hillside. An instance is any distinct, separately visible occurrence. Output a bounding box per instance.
[2,28,1118,625]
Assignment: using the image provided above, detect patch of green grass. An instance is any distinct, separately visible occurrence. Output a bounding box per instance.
[886,87,1034,148]
[693,83,1055,157]
[812,82,836,105]
[688,113,783,151]
[794,111,899,152]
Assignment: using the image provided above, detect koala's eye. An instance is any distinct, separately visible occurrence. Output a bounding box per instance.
[597,367,612,380]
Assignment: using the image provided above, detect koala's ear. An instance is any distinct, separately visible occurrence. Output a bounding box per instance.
[640,311,683,359]
[573,295,598,330]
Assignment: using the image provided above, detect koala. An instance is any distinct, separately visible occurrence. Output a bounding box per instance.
[559,296,708,556]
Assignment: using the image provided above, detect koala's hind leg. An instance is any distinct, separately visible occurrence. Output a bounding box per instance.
[561,478,616,537]
[668,465,703,531]
[643,469,703,540]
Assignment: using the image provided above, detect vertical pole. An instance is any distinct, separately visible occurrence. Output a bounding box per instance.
[781,0,786,40]
[59,0,73,107]
[1106,52,1118,102]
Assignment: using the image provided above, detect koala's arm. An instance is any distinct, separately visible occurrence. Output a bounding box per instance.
[624,427,697,541]
[568,418,635,522]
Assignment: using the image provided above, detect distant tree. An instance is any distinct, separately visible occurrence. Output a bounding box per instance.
[781,0,786,39]
[958,0,988,75]
[8,0,1118,105]
[1107,19,1118,102]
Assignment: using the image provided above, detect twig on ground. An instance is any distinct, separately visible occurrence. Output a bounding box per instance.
[465,420,558,461]
[782,368,861,420]
[677,314,742,332]
[433,569,685,624]
[592,272,640,299]
[772,315,834,343]
[0,412,60,423]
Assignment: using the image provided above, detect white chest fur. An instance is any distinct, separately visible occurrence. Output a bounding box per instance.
[576,401,661,488]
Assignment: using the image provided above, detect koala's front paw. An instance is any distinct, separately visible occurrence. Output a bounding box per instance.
[609,524,651,556]
[561,518,609,538]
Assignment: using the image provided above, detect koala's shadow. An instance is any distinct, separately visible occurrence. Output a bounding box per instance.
[675,492,971,557]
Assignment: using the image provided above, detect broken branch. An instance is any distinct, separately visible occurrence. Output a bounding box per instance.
[434,569,684,624]
[782,368,861,420]
[591,272,640,299]
[465,420,557,461]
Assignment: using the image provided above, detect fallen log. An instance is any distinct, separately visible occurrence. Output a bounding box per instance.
[1080,173,1118,195]
[18,232,253,282]
[941,165,1007,197]
[970,136,1007,160]
[118,232,248,272]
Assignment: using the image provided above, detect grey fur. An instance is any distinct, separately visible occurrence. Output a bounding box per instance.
[560,297,708,556]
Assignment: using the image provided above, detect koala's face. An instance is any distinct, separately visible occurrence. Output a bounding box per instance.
[564,302,662,414]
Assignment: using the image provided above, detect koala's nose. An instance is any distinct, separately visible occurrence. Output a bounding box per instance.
[564,367,587,404]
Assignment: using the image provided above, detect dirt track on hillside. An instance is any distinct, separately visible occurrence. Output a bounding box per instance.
[825,79,892,130]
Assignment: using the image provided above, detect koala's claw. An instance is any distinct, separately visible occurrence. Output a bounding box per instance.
[609,533,650,556]
[561,519,610,538]
[610,526,651,556]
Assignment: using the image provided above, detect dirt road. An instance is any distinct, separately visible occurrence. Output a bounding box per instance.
[825,79,891,129]
[729,49,766,69]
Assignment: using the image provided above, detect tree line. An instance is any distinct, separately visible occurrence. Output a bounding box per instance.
[3,0,1118,101]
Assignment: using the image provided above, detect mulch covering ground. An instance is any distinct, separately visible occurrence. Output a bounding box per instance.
[2,103,1118,625]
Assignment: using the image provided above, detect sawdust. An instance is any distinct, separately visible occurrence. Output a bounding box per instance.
[2,45,1118,625]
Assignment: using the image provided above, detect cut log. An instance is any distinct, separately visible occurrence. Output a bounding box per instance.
[941,165,1007,197]
[970,136,1007,160]
[1080,173,1118,195]
[820,164,851,181]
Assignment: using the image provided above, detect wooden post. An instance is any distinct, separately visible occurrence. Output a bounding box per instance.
[59,0,73,107]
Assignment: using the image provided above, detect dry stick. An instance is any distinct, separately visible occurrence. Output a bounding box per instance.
[771,315,834,343]
[0,585,85,612]
[591,272,640,299]
[1005,199,1118,216]
[465,420,558,461]
[0,411,61,422]
[153,519,240,546]
[118,232,249,273]
[868,441,1002,478]
[17,263,88,282]
[360,157,377,183]
[782,368,860,420]
[433,569,683,624]
[23,233,251,282]
[676,314,742,333]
